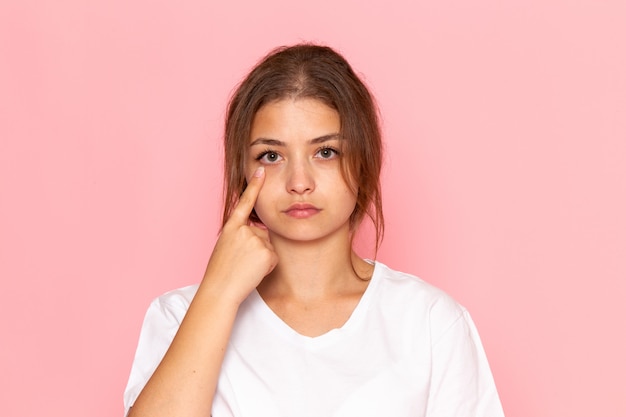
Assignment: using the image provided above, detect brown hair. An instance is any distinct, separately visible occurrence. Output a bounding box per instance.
[222,43,384,251]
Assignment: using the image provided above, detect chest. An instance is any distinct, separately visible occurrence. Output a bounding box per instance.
[213,299,434,417]
[262,295,361,337]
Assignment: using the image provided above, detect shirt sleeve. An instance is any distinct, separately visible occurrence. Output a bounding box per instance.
[426,306,505,417]
[122,295,189,415]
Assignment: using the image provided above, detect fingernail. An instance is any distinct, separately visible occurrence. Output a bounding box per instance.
[254,167,264,178]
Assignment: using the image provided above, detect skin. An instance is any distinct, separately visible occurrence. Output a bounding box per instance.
[128,98,373,417]
[249,98,372,336]
[248,98,357,245]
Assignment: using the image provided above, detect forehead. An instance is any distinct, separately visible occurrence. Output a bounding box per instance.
[250,98,340,143]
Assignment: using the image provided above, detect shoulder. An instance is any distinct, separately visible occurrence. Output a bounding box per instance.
[145,284,199,322]
[373,261,462,310]
[372,262,468,340]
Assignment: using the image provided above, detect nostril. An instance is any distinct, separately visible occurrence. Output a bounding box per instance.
[286,166,315,194]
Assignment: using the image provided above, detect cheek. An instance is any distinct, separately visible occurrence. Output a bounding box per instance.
[334,177,358,211]
[324,168,356,195]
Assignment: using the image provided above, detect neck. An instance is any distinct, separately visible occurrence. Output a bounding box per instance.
[257,228,372,301]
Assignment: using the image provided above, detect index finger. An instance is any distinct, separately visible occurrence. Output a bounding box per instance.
[228,166,265,226]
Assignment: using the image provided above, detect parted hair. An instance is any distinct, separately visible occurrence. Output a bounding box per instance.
[222,43,384,251]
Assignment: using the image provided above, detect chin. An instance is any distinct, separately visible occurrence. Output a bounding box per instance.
[268,222,351,244]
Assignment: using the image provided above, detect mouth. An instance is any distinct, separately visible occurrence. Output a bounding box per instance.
[283,203,321,219]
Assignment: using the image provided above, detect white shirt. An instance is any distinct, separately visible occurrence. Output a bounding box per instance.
[124,262,505,416]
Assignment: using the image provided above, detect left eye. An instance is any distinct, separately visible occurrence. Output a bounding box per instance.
[316,147,339,159]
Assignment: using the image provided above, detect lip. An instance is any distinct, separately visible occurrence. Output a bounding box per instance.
[283,203,321,219]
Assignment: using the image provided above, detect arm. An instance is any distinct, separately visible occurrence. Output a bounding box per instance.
[128,167,276,417]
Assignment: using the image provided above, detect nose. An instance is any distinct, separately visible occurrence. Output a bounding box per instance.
[286,158,315,194]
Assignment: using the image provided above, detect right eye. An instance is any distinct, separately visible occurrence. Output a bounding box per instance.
[256,151,283,164]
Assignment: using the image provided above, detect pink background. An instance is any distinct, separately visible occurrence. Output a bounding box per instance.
[1,0,625,416]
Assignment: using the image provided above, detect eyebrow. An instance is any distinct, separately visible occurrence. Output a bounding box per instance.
[249,133,341,147]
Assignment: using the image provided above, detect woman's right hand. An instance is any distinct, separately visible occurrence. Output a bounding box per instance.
[127,167,274,417]
[201,166,277,305]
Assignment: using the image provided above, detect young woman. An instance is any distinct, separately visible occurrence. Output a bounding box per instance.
[124,44,505,417]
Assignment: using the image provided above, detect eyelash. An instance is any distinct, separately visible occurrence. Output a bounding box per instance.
[316,146,341,159]
[254,148,282,164]
[254,147,341,164]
